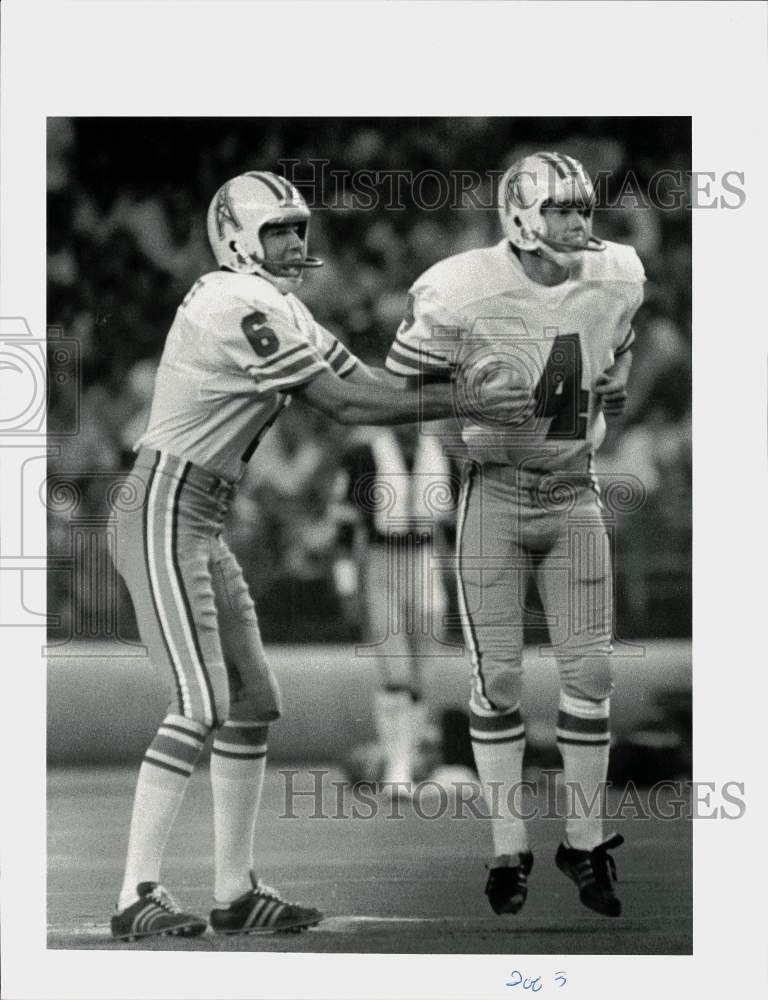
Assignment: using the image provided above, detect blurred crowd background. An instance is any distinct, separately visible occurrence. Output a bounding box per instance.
[47,118,691,644]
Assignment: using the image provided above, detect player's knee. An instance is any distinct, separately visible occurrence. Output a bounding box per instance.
[224,681,282,725]
[221,702,281,726]
[222,656,282,725]
[480,666,524,713]
[214,719,271,748]
[559,654,614,701]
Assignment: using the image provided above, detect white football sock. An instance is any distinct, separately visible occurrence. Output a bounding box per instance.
[470,704,528,857]
[118,714,207,911]
[211,722,268,904]
[375,689,415,785]
[556,692,611,850]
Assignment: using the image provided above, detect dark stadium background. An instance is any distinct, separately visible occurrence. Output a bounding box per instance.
[47,117,691,646]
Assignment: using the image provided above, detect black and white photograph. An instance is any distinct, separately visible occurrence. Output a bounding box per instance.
[45,115,694,956]
[1,3,766,1000]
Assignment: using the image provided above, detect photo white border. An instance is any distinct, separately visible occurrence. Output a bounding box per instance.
[1,1,767,998]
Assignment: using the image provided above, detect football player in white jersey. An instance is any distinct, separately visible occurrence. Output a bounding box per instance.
[108,171,524,941]
[385,152,645,918]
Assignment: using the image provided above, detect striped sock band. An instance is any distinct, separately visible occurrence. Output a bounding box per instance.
[143,714,209,777]
[556,692,610,747]
[211,721,269,762]
[470,703,526,745]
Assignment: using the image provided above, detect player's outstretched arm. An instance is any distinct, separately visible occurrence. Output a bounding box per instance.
[330,359,425,389]
[290,368,456,425]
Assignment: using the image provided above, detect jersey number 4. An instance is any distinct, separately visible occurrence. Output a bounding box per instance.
[533,332,588,440]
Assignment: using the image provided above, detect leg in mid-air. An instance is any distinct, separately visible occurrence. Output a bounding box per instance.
[206,538,322,935]
[456,467,533,915]
[536,483,623,917]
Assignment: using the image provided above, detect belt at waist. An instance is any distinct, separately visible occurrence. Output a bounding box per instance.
[479,461,597,490]
[133,448,236,503]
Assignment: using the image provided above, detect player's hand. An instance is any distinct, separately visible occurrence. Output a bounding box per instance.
[594,371,628,416]
[472,374,536,425]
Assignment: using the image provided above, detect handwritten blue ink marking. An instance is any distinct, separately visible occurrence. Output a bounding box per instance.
[505,970,567,991]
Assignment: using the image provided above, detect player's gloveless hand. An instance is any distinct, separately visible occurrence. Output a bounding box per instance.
[594,371,628,416]
[460,367,536,426]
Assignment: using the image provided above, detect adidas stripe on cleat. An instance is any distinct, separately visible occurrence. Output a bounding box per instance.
[209,872,323,935]
[555,833,624,917]
[484,850,534,915]
[110,882,207,941]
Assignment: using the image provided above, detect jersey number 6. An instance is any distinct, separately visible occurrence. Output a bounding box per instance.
[533,332,589,440]
[241,310,280,358]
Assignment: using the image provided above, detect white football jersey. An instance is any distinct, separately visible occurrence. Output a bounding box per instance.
[136,271,358,482]
[385,239,644,473]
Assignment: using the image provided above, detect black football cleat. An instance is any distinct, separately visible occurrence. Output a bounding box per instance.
[484,850,534,915]
[110,882,207,941]
[555,833,624,917]
[210,872,323,935]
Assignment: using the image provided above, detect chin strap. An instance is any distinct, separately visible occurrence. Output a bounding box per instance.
[251,254,324,273]
[232,241,324,275]
[537,233,606,254]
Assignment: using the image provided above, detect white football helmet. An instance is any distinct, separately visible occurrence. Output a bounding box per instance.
[498,152,605,266]
[206,171,323,293]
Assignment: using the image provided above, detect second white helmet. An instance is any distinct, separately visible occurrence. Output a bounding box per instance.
[207,171,323,293]
[498,152,605,265]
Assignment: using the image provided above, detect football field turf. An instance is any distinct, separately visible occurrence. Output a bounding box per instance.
[48,765,692,954]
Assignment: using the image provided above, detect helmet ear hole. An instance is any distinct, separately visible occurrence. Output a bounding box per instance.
[229,241,238,252]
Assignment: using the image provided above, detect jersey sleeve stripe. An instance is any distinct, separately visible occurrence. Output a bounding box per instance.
[323,340,348,364]
[393,334,452,365]
[256,364,328,392]
[247,342,306,367]
[386,344,450,376]
[322,338,358,375]
[329,350,353,372]
[615,328,635,355]
[323,341,340,360]
[255,345,325,377]
[252,353,325,382]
